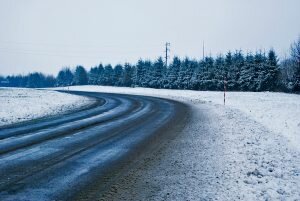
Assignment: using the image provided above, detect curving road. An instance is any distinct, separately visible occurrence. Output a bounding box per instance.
[0,91,188,201]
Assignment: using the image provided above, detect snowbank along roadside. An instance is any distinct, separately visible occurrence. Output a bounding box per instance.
[0,88,92,126]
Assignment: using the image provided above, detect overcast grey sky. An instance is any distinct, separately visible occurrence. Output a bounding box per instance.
[0,0,300,75]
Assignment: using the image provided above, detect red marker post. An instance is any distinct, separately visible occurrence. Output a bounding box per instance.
[224,76,227,105]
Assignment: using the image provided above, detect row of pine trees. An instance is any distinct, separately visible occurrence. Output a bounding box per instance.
[1,48,299,92]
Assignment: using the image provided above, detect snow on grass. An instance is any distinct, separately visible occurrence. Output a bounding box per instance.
[58,85,300,200]
[0,88,92,126]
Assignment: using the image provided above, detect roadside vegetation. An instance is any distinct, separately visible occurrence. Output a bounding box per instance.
[1,37,299,92]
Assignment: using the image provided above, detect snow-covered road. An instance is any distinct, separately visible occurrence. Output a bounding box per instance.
[0,88,93,126]
[60,86,300,200]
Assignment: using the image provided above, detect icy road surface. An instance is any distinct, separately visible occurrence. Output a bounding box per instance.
[0,91,188,201]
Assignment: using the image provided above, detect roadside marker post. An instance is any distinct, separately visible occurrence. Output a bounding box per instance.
[224,77,227,105]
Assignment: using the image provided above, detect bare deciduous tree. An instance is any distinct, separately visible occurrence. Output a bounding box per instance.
[291,36,300,70]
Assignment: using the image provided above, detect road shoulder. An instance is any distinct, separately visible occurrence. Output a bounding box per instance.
[100,101,300,200]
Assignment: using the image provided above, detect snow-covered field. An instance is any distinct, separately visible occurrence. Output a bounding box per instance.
[0,88,92,126]
[60,85,300,200]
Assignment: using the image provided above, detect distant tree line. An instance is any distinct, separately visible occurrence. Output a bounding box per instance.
[0,72,56,88]
[1,37,300,92]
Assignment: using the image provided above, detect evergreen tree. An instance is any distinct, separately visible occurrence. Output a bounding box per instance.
[57,68,73,86]
[45,75,56,87]
[166,56,181,89]
[27,73,46,88]
[225,51,238,90]
[113,64,124,86]
[102,64,113,85]
[123,63,134,87]
[255,51,269,91]
[232,50,244,90]
[261,49,280,91]
[89,66,100,85]
[64,68,74,86]
[135,59,146,86]
[73,66,88,85]
[141,60,153,87]
[214,55,226,90]
[203,57,215,90]
[96,64,105,85]
[149,57,165,88]
[239,53,256,91]
[56,70,66,86]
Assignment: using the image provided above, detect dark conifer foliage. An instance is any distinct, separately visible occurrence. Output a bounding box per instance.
[57,68,73,86]
[1,73,55,88]
[122,63,135,87]
[113,64,124,86]
[73,66,88,85]
[1,46,299,92]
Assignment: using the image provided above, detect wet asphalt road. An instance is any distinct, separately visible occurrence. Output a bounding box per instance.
[0,91,188,201]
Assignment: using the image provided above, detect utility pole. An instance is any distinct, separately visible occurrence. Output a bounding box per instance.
[165,42,170,67]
